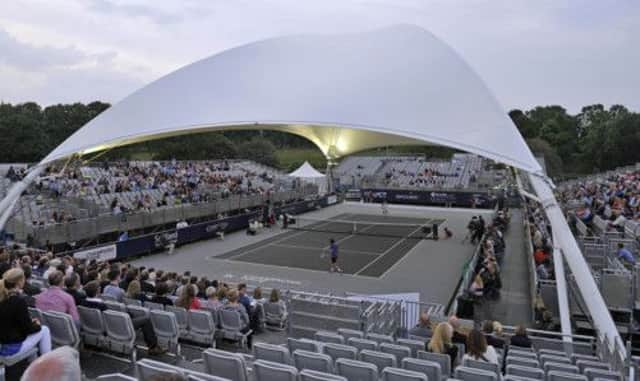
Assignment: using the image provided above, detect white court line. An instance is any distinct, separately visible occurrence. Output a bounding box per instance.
[378,218,449,279]
[222,216,351,260]
[271,242,380,256]
[353,224,426,276]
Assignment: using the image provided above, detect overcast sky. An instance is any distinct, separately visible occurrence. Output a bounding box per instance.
[0,0,638,113]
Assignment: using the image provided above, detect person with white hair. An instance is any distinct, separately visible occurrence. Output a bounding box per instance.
[21,346,81,381]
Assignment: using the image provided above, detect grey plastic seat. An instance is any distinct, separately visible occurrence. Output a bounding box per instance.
[506,356,540,369]
[188,309,216,346]
[150,310,181,355]
[126,305,150,320]
[219,308,251,349]
[299,369,347,381]
[544,363,579,374]
[253,342,291,364]
[583,368,621,381]
[538,350,566,357]
[103,310,137,360]
[203,348,249,381]
[322,343,358,363]
[42,311,80,348]
[78,305,106,347]
[570,354,599,365]
[28,307,43,322]
[509,350,538,359]
[101,294,118,302]
[348,337,378,352]
[540,355,571,366]
[123,297,142,306]
[503,376,539,381]
[315,331,345,344]
[293,349,333,373]
[546,371,587,381]
[137,359,183,379]
[506,365,544,380]
[288,337,320,353]
[379,342,411,364]
[359,350,397,374]
[0,346,38,381]
[338,328,364,341]
[253,360,298,381]
[263,301,287,330]
[382,366,428,381]
[417,350,451,377]
[104,301,127,312]
[396,338,426,357]
[335,358,378,381]
[366,332,395,344]
[166,305,190,337]
[403,357,444,381]
[463,358,500,379]
[454,366,498,381]
[144,301,166,311]
[575,360,609,373]
[95,373,138,381]
[187,373,232,381]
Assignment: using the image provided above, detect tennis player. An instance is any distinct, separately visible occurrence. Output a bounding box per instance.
[329,238,342,273]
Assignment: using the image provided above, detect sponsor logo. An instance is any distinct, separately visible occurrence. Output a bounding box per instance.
[206,222,229,233]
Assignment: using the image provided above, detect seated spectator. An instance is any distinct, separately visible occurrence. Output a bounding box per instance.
[140,271,155,294]
[175,284,201,310]
[408,311,433,338]
[427,322,459,367]
[103,269,125,302]
[463,329,499,364]
[267,288,287,316]
[126,280,148,303]
[0,268,52,360]
[150,282,174,306]
[21,264,41,298]
[21,346,80,381]
[482,320,505,349]
[64,273,85,306]
[222,288,252,349]
[253,287,265,304]
[448,315,467,344]
[617,243,636,266]
[533,248,549,266]
[510,325,532,348]
[203,286,222,311]
[81,281,166,355]
[238,283,252,313]
[537,259,550,280]
[35,271,79,324]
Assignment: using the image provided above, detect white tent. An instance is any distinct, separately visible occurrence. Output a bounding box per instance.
[288,161,327,194]
[0,24,624,357]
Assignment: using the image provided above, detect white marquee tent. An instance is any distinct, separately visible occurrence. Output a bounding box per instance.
[288,161,327,194]
[0,25,624,357]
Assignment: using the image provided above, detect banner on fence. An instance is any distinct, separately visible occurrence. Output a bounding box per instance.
[74,244,117,261]
[361,189,495,208]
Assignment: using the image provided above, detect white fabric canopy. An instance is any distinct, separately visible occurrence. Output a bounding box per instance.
[40,24,541,175]
[288,161,325,178]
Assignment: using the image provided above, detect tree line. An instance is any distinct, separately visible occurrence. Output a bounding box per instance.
[1,101,638,177]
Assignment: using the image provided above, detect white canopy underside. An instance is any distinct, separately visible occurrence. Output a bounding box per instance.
[42,25,541,175]
[288,161,325,178]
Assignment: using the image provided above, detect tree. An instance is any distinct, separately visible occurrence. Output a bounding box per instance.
[237,137,278,167]
[525,138,564,177]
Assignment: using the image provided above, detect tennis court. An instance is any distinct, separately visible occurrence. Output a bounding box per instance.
[218,213,445,277]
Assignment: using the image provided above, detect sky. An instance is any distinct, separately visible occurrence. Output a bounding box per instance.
[0,0,638,113]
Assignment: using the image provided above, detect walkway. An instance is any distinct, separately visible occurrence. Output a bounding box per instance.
[476,208,533,326]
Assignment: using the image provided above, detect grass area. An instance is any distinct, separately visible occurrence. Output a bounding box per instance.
[276,148,327,172]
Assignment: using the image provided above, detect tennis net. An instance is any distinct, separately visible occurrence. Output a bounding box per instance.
[288,216,437,239]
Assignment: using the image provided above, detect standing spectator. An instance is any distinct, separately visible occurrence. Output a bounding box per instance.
[35,271,79,323]
[0,268,52,359]
[463,329,499,364]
